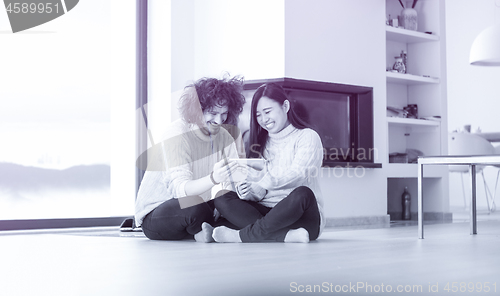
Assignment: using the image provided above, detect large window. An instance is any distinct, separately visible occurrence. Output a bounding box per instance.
[0,0,135,222]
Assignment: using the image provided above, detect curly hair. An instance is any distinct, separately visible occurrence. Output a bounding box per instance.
[178,75,246,126]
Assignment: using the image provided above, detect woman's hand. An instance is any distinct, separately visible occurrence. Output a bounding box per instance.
[236,181,251,198]
[237,181,267,202]
[211,159,239,184]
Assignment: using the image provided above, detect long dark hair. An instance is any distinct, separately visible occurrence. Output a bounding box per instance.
[247,83,309,158]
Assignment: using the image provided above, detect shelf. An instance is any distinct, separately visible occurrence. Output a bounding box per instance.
[386,72,440,85]
[387,117,440,127]
[386,163,448,178]
[386,26,439,43]
[322,161,382,168]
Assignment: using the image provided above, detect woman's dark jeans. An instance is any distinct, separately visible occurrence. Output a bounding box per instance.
[214,186,320,242]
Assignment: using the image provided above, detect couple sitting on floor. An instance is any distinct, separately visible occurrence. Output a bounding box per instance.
[134,75,325,243]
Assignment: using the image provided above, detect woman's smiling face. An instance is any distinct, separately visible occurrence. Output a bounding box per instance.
[255,96,290,134]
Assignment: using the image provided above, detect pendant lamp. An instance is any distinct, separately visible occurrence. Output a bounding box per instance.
[469,24,500,66]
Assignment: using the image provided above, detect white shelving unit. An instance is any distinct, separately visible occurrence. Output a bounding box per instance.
[385,0,447,159]
[385,0,448,220]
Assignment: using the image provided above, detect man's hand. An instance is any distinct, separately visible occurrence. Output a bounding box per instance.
[212,159,239,183]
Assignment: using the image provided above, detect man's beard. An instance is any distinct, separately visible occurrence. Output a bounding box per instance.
[208,122,221,134]
[200,122,221,135]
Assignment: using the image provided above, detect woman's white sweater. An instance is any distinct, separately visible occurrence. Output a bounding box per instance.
[255,124,326,234]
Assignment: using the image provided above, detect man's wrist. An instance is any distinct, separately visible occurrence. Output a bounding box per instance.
[210,171,220,185]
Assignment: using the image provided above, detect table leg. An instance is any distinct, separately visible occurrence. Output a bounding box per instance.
[418,163,424,239]
[470,165,477,235]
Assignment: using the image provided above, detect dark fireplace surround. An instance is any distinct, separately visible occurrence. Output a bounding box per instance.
[241,78,381,168]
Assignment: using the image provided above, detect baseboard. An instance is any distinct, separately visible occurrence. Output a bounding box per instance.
[325,215,390,227]
[0,217,132,231]
[388,211,453,222]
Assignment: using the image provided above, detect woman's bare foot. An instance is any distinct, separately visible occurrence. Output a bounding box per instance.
[284,228,310,243]
[212,226,242,243]
[194,222,214,243]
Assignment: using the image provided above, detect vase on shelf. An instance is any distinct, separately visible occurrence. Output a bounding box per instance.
[393,56,406,73]
[400,1,418,31]
[401,50,407,73]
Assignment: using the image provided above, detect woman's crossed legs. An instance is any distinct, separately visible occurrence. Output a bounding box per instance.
[213,186,320,243]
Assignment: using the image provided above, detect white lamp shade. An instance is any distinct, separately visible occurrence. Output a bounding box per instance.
[470,24,500,66]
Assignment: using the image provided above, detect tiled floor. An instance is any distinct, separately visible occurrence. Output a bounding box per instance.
[2,212,500,296]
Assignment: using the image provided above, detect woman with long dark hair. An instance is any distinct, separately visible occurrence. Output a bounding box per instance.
[212,83,325,243]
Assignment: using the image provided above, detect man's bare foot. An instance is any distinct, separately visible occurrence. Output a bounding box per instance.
[212,226,242,243]
[194,222,214,243]
[284,228,310,243]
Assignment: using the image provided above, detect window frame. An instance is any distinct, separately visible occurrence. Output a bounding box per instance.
[0,0,147,231]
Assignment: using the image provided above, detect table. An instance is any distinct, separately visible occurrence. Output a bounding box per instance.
[417,155,500,239]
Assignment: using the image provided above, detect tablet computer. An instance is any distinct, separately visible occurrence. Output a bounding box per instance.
[229,158,266,170]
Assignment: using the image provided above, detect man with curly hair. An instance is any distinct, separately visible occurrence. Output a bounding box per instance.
[135,75,246,242]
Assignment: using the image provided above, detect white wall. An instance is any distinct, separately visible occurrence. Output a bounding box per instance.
[284,0,388,218]
[446,0,500,133]
[284,0,386,87]
[192,0,285,80]
[169,0,286,128]
[446,0,500,209]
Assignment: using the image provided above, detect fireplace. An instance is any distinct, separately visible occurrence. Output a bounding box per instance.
[241,78,380,168]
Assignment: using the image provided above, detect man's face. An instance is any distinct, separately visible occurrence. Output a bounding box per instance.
[202,105,229,135]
